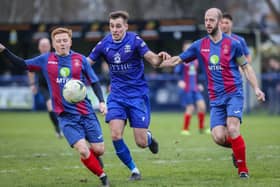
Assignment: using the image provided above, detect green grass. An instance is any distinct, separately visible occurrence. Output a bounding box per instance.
[0,112,279,187]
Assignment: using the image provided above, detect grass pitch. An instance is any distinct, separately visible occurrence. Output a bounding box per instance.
[0,112,279,187]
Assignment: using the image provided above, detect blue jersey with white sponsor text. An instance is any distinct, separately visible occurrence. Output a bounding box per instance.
[25,51,99,115]
[179,33,246,106]
[88,32,150,98]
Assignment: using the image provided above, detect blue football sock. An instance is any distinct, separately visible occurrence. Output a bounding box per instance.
[113,139,137,171]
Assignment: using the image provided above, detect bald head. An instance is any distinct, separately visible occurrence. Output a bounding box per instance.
[38,38,51,54]
[204,8,223,36]
[205,8,222,21]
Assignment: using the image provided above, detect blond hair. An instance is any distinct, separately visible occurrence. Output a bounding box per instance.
[51,27,72,40]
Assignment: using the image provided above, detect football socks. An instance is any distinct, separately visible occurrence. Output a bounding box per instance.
[183,114,191,130]
[231,135,248,173]
[113,139,137,171]
[81,150,104,176]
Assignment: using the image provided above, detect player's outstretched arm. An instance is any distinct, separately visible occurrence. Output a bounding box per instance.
[241,64,265,102]
[0,43,27,70]
[86,57,96,65]
[159,56,183,68]
[144,51,170,68]
[91,82,107,115]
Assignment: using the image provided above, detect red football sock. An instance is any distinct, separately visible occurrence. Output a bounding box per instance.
[81,151,104,177]
[197,112,205,130]
[231,135,248,173]
[226,136,232,147]
[183,114,191,130]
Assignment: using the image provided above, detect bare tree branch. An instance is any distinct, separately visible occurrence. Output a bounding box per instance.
[265,0,280,25]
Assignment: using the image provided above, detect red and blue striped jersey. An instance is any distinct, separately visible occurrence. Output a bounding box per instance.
[179,33,247,105]
[25,51,99,115]
[174,60,199,92]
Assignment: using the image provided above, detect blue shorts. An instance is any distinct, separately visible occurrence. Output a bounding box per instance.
[181,90,204,106]
[57,112,103,147]
[210,95,243,129]
[105,94,151,128]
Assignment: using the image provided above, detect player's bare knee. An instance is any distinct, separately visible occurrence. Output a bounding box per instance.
[212,134,226,145]
[93,149,104,156]
[227,125,239,137]
[92,146,105,156]
[77,147,90,159]
[135,139,147,148]
[73,141,89,158]
[111,133,122,141]
[110,129,123,140]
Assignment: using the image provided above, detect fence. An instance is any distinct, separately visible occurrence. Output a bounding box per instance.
[0,73,278,114]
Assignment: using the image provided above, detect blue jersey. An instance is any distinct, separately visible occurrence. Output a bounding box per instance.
[179,33,247,106]
[231,33,250,57]
[88,32,150,98]
[25,51,99,115]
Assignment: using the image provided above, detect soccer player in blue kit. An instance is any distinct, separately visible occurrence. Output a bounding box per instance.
[0,27,109,187]
[161,8,265,178]
[221,13,251,63]
[87,10,170,181]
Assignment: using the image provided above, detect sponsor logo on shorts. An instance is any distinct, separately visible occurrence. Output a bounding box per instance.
[233,110,241,114]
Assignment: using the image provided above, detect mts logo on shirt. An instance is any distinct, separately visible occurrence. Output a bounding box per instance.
[208,54,223,71]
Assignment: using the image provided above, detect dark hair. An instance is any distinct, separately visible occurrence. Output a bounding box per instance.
[109,10,129,22]
[223,12,233,21]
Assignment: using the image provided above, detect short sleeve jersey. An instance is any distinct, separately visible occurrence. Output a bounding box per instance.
[179,33,247,105]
